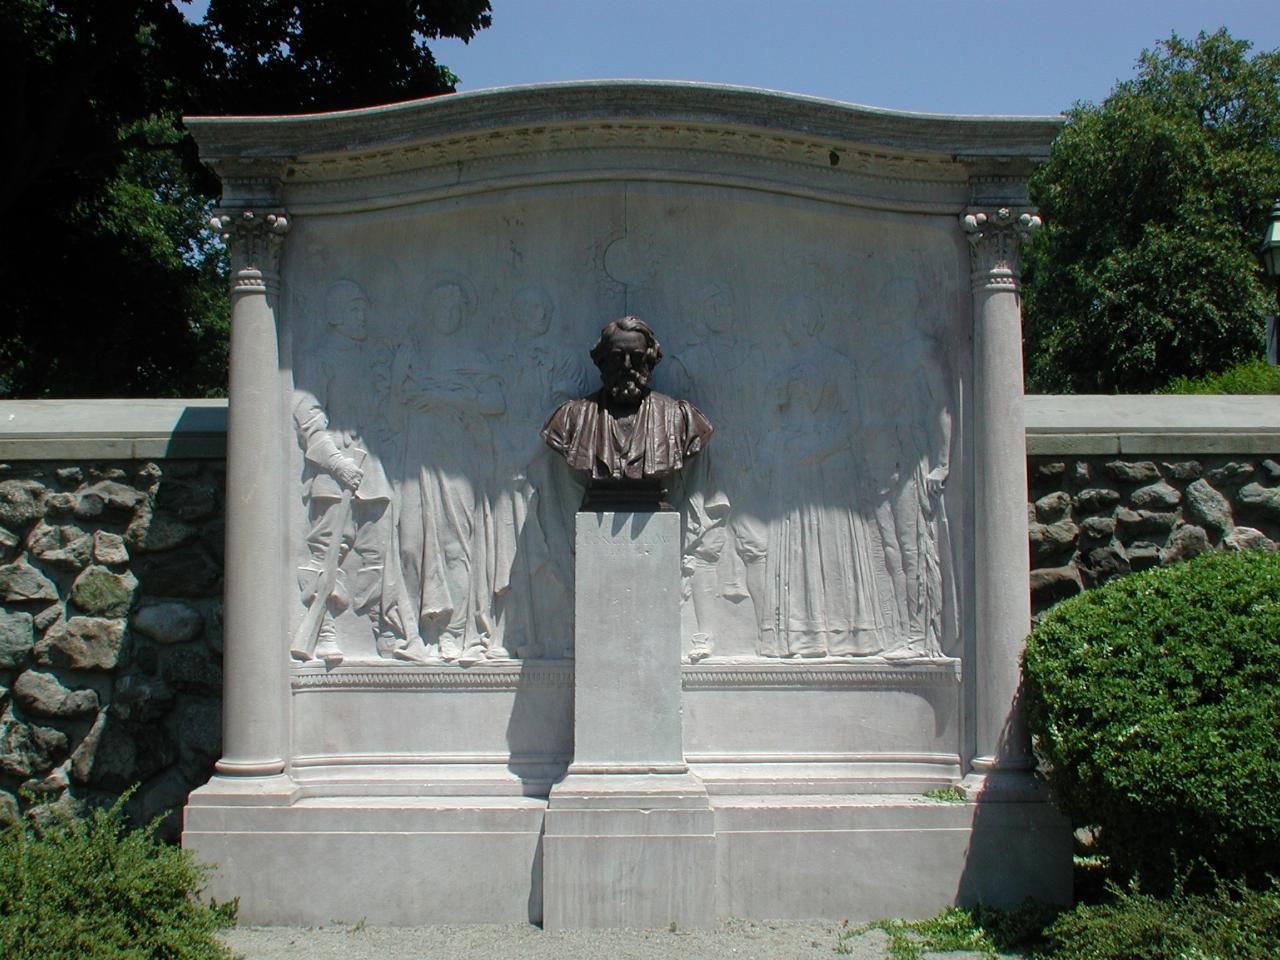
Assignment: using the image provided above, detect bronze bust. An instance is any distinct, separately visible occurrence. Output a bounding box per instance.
[542,316,713,507]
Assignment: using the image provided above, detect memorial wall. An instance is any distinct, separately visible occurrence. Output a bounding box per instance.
[16,83,1080,925]
[2,398,1275,846]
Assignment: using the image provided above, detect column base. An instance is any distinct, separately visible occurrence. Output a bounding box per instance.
[214,757,287,777]
[543,770,716,930]
[961,765,1049,803]
[187,771,299,806]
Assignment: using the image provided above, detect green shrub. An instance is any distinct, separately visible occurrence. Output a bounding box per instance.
[0,795,237,960]
[1023,549,1280,892]
[1157,356,1280,394]
[1040,880,1280,960]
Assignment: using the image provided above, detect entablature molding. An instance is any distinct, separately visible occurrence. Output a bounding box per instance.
[187,82,1061,211]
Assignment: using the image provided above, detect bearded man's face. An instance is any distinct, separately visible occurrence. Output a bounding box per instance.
[598,328,652,404]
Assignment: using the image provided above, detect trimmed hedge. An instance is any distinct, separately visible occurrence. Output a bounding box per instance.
[1023,548,1280,890]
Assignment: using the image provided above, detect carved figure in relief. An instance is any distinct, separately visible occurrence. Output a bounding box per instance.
[487,286,588,657]
[393,280,508,663]
[663,283,761,661]
[291,280,417,664]
[758,294,891,658]
[541,316,713,508]
[859,281,953,658]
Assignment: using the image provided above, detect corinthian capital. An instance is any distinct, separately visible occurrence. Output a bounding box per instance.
[211,208,291,294]
[962,207,1041,292]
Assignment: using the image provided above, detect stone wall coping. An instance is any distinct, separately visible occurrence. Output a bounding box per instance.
[1,396,1277,460]
[1023,394,1280,456]
[0,399,228,460]
[185,80,1063,172]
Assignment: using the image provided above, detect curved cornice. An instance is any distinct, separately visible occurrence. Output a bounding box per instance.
[185,80,1062,187]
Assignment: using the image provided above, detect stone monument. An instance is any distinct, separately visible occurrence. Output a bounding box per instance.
[181,81,1070,926]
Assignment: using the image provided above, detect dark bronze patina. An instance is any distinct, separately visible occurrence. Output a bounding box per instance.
[542,316,713,509]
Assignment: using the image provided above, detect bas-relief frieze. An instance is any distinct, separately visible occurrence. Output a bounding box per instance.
[284,207,962,670]
[669,281,958,664]
[290,267,589,667]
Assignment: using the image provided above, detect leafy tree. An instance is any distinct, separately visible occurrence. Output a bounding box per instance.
[1,1,219,397]
[1,0,491,398]
[1023,30,1280,394]
[201,0,491,115]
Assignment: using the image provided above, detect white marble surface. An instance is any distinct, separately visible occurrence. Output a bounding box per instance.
[569,510,683,770]
[179,81,1070,927]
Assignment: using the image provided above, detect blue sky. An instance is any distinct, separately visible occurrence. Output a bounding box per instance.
[179,1,1280,116]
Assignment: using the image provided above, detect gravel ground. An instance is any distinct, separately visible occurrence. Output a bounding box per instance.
[220,919,892,960]
[221,920,1035,959]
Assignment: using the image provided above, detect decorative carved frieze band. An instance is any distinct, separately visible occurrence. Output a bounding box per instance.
[962,207,1041,292]
[291,659,961,692]
[253,125,994,218]
[210,208,291,294]
[276,122,966,190]
[681,659,962,690]
[291,662,574,692]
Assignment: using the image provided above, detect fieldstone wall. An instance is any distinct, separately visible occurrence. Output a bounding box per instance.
[1028,455,1280,615]
[0,459,224,837]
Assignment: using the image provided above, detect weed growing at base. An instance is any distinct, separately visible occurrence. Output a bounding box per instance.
[834,901,1056,958]
[834,885,1280,959]
[921,785,966,803]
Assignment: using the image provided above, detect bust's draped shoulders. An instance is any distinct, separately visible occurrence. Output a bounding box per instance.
[541,390,713,480]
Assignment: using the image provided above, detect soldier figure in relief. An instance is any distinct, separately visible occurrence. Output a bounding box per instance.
[292,280,416,664]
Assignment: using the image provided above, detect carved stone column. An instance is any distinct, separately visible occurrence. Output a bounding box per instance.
[211,207,292,780]
[962,205,1041,798]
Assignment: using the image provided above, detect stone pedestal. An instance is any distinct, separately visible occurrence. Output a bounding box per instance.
[543,510,716,930]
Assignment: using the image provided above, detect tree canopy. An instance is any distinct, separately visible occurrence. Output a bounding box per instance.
[1022,29,1280,394]
[202,0,491,115]
[1,0,491,398]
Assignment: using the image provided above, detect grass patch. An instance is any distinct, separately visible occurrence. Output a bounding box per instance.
[835,901,1058,958]
[836,884,1280,959]
[922,786,967,803]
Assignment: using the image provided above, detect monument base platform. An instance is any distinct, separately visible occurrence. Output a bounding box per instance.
[183,778,548,925]
[711,793,1071,920]
[543,770,717,930]
[184,782,1070,927]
